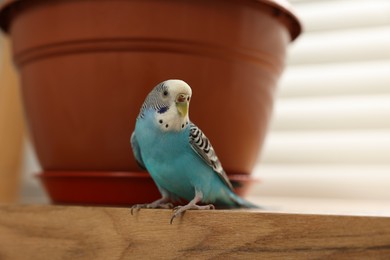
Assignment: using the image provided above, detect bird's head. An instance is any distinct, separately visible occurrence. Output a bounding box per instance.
[139,79,192,131]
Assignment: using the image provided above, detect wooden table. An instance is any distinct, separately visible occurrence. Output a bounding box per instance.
[1,197,389,259]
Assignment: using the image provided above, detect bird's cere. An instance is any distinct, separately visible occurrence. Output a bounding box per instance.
[176,93,189,103]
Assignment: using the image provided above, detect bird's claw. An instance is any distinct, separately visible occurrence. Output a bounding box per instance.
[172,205,181,212]
[205,204,216,210]
[131,202,174,215]
[130,204,144,215]
[170,213,179,225]
[170,203,215,224]
[148,202,173,209]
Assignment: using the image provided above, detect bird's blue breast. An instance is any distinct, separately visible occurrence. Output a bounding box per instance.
[135,110,229,202]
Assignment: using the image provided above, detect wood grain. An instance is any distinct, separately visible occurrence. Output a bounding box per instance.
[0,36,24,203]
[0,205,389,259]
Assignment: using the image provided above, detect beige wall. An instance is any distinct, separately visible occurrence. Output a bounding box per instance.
[0,35,24,203]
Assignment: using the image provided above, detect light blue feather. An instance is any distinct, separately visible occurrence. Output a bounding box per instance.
[130,132,146,170]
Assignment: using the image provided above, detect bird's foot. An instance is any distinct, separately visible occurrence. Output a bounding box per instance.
[170,203,215,224]
[131,200,173,215]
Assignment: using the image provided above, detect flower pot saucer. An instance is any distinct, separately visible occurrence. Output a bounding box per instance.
[38,171,258,206]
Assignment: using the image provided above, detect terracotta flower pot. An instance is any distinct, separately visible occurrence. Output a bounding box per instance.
[0,0,300,205]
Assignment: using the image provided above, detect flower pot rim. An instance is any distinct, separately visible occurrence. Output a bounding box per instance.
[0,0,301,41]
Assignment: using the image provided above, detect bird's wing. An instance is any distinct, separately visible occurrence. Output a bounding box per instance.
[188,123,234,190]
[130,131,146,170]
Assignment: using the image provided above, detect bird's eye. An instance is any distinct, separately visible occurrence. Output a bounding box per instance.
[163,90,168,96]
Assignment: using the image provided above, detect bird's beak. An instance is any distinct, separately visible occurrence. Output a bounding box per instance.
[175,93,190,117]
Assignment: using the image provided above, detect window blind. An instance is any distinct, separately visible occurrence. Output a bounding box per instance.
[251,0,390,200]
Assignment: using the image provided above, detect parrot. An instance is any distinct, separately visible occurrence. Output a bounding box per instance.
[130,79,259,224]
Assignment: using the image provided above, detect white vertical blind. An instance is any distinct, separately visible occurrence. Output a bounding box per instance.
[252,0,390,199]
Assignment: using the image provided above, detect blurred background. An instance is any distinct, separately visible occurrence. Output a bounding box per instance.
[0,0,389,205]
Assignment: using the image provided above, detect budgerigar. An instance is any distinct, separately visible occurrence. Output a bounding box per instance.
[131,79,258,223]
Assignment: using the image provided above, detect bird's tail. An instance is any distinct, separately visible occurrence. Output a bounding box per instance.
[228,191,261,209]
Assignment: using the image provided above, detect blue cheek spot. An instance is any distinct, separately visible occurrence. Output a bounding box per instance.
[158,106,169,114]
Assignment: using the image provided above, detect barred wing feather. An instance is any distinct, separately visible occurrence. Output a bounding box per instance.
[189,123,234,190]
